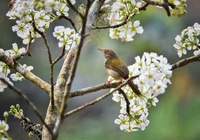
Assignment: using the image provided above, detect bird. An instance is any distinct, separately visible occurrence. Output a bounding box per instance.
[98,48,141,96]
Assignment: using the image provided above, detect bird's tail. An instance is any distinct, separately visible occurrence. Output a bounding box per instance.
[128,81,141,96]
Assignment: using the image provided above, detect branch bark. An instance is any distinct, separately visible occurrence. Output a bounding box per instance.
[64,75,136,117]
[171,54,200,70]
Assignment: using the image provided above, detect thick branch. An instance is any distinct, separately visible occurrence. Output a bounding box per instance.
[0,52,50,94]
[64,76,135,117]
[70,82,120,98]
[50,0,104,138]
[53,1,91,137]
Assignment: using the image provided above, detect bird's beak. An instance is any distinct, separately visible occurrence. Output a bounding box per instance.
[97,48,103,52]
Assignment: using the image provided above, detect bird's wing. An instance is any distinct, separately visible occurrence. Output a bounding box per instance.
[105,58,129,79]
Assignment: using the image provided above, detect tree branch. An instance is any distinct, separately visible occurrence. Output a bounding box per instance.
[66,0,84,19]
[69,82,120,98]
[140,0,175,16]
[91,0,176,30]
[0,52,51,94]
[118,89,131,116]
[64,75,136,117]
[51,1,106,138]
[171,54,200,70]
[52,46,66,66]
[59,15,78,33]
[32,19,55,109]
[65,54,200,118]
[53,1,91,137]
[70,54,200,99]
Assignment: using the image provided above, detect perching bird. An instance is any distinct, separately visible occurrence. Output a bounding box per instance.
[98,48,141,96]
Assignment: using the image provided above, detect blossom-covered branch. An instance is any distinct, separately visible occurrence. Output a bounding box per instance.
[0,51,51,93]
[9,104,42,139]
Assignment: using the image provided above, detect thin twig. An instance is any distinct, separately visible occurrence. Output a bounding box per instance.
[171,54,200,70]
[91,0,175,30]
[0,78,53,137]
[32,19,54,109]
[59,15,78,33]
[140,0,175,16]
[52,46,66,66]
[25,32,33,56]
[64,75,136,117]
[66,0,84,19]
[65,92,112,117]
[118,89,131,116]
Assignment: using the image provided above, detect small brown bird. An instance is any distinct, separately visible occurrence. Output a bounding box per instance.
[98,48,141,96]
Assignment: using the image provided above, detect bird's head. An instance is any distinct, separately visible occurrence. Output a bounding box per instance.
[98,48,118,59]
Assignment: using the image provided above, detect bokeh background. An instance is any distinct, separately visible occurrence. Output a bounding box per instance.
[0,0,200,140]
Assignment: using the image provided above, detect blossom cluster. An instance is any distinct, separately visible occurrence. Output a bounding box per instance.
[6,0,76,44]
[0,120,9,140]
[53,26,80,51]
[152,0,187,16]
[168,0,187,17]
[109,52,172,132]
[0,112,10,140]
[0,43,33,92]
[108,0,144,41]
[174,22,200,57]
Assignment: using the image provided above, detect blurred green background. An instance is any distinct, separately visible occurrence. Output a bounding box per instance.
[0,0,200,140]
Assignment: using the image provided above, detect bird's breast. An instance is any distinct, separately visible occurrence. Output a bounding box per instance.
[105,68,123,80]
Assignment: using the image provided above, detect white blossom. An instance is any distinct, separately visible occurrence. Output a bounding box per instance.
[0,120,9,132]
[110,52,172,132]
[108,0,143,41]
[174,22,200,57]
[53,26,80,51]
